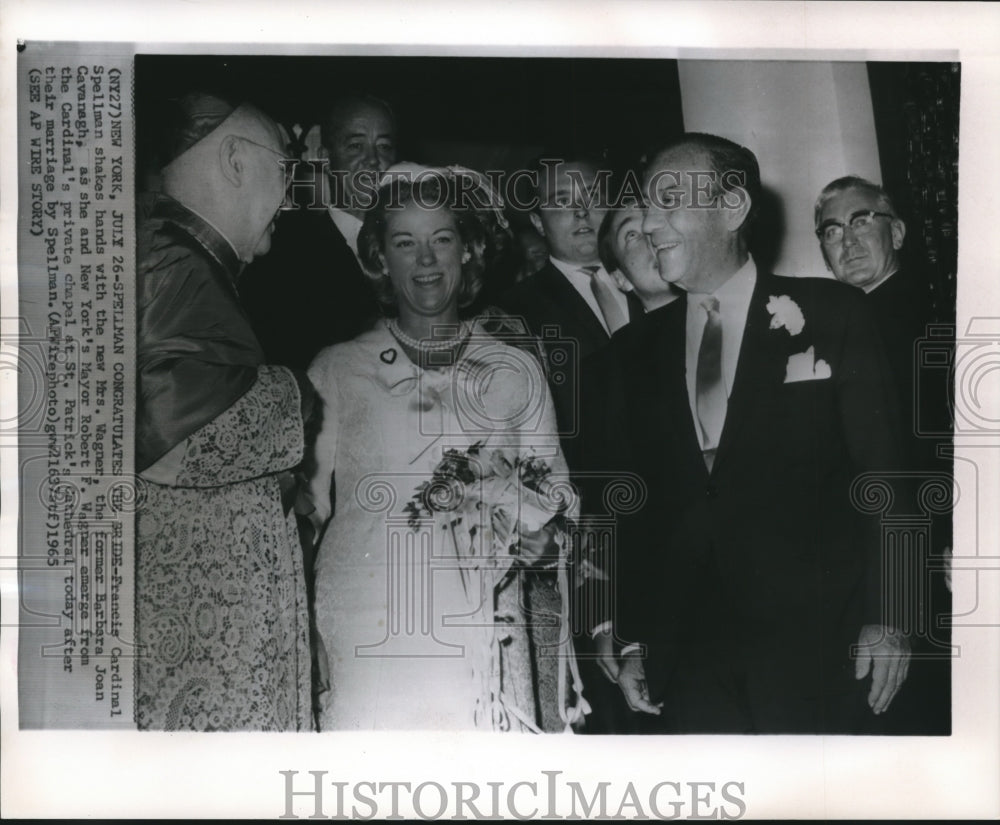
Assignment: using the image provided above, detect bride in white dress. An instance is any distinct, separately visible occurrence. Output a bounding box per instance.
[306,170,583,731]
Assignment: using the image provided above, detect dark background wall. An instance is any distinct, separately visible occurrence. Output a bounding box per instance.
[135,54,685,206]
[868,62,960,325]
[135,55,959,312]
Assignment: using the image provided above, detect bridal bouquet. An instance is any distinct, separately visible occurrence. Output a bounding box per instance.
[404,441,563,580]
[404,442,588,733]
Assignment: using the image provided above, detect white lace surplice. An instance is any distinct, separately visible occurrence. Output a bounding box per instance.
[136,366,312,731]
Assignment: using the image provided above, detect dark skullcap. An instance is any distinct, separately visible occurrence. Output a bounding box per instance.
[161,92,236,167]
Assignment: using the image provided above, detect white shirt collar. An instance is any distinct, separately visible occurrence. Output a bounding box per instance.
[548,255,604,282]
[547,256,630,333]
[687,255,757,313]
[328,207,364,259]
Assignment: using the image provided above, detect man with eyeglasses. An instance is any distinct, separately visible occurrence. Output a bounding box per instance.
[135,93,316,730]
[815,176,952,735]
[814,175,906,292]
[814,175,942,465]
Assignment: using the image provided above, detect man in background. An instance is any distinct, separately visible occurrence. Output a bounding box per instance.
[815,175,952,734]
[501,152,642,441]
[814,176,934,440]
[597,201,679,316]
[240,94,397,369]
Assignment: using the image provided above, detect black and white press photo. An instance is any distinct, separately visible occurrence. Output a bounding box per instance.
[124,52,959,736]
[4,1,999,819]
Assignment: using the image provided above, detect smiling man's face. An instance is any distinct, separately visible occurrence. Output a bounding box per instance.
[530,161,607,266]
[641,145,736,294]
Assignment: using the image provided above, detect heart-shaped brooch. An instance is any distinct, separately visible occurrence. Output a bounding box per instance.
[380,348,397,364]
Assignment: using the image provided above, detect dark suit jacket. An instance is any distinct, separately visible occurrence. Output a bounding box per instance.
[573,303,675,636]
[238,207,380,371]
[580,272,904,728]
[499,260,641,457]
[867,269,952,465]
[866,268,953,734]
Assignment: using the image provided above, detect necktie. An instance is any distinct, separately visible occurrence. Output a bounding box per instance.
[581,266,628,334]
[695,295,726,470]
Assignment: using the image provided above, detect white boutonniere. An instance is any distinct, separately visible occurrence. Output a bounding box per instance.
[784,345,832,383]
[767,295,805,336]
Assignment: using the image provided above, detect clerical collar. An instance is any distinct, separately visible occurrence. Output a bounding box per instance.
[864,267,900,294]
[151,194,241,281]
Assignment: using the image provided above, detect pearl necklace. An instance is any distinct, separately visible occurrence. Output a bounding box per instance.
[386,318,470,352]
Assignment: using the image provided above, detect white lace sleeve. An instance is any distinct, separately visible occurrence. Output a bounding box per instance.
[144,365,304,488]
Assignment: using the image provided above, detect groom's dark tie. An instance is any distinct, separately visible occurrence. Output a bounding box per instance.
[696,295,726,470]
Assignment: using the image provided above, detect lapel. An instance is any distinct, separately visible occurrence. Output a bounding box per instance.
[324,212,353,256]
[537,262,610,348]
[712,273,789,474]
[624,296,707,484]
[319,211,363,278]
[318,211,376,308]
[281,208,355,281]
[626,290,645,323]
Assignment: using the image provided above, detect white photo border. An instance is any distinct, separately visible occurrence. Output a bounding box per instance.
[2,0,998,819]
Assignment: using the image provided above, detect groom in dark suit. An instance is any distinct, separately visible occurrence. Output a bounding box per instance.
[602,134,911,733]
